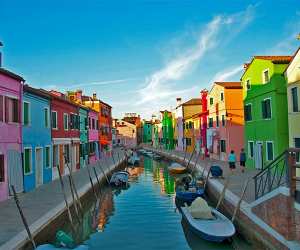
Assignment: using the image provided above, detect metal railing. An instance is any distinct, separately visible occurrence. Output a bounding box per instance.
[253,148,300,200]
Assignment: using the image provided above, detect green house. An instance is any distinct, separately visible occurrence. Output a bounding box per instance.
[161,110,174,150]
[79,107,89,168]
[143,121,153,144]
[242,56,292,169]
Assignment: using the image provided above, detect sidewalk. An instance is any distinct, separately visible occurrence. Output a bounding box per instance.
[0,148,126,250]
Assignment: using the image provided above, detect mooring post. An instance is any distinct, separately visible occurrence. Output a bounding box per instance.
[87,164,98,200]
[112,150,116,165]
[216,173,232,210]
[203,165,212,191]
[56,165,76,234]
[93,166,102,196]
[11,185,37,249]
[98,160,110,184]
[68,175,81,222]
[186,145,196,169]
[231,178,250,222]
[117,150,121,165]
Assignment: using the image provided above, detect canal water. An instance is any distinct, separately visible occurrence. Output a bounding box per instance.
[62,155,251,250]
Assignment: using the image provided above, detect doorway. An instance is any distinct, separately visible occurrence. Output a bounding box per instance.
[35,147,43,187]
[254,142,263,170]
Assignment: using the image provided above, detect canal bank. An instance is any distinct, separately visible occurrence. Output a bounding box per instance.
[143,145,300,250]
[0,148,127,250]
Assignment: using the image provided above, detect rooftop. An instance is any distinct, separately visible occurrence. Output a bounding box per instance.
[214,81,242,89]
[182,98,202,106]
[0,67,24,82]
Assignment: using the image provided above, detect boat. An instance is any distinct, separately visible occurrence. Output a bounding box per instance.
[168,162,187,174]
[152,154,162,160]
[176,186,204,204]
[128,155,140,166]
[181,199,235,242]
[37,244,88,250]
[109,171,129,186]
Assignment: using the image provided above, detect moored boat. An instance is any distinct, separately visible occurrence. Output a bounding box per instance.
[176,186,204,204]
[110,171,129,186]
[168,162,187,174]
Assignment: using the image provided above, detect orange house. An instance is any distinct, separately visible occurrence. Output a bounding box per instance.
[207,82,244,161]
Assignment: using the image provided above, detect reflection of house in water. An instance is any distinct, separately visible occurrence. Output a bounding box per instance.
[97,189,114,232]
[127,167,144,180]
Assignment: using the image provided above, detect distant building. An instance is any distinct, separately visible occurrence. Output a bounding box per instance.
[161,110,174,150]
[174,98,184,151]
[113,119,137,148]
[143,121,153,144]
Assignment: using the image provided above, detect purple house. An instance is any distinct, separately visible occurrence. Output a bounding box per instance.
[0,68,24,202]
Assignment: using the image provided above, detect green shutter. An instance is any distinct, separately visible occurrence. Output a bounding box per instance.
[24,149,31,174]
[44,108,48,127]
[23,102,29,125]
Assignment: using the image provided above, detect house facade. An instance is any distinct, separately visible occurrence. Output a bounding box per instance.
[161,110,174,150]
[50,91,80,179]
[174,98,184,151]
[199,89,209,157]
[0,68,24,201]
[88,108,100,164]
[182,98,202,153]
[143,121,153,143]
[22,86,52,192]
[242,56,292,169]
[207,82,244,161]
[285,48,300,174]
[113,119,137,148]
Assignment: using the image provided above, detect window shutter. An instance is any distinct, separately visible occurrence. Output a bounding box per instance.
[0,154,4,182]
[23,102,29,125]
[0,95,3,122]
[5,97,9,122]
[261,101,266,119]
[13,99,19,123]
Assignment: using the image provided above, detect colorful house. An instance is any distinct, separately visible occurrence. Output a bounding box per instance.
[174,98,184,151]
[285,47,300,174]
[113,119,137,148]
[22,85,52,192]
[207,82,244,161]
[0,68,24,201]
[199,89,209,157]
[161,110,174,150]
[88,109,100,164]
[182,98,202,153]
[143,121,153,143]
[242,56,292,169]
[49,90,80,179]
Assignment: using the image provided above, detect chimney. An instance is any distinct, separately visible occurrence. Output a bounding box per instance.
[176,97,182,106]
[76,90,82,102]
[92,93,97,100]
[0,41,3,67]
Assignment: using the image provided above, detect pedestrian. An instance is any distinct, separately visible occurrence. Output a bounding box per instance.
[240,148,246,173]
[228,150,236,172]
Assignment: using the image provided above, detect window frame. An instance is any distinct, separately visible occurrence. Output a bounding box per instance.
[244,103,252,122]
[63,113,69,131]
[246,78,251,90]
[44,107,50,128]
[248,141,254,159]
[220,92,224,102]
[221,114,226,126]
[23,147,33,175]
[291,86,299,113]
[262,68,270,84]
[262,97,272,120]
[216,116,219,127]
[0,95,4,123]
[220,139,226,153]
[266,141,274,161]
[0,154,5,182]
[51,111,58,130]
[23,101,31,126]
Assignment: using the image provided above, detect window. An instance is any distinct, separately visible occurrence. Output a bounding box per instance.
[220,140,226,153]
[221,115,226,126]
[248,141,254,158]
[85,118,88,130]
[216,116,219,127]
[89,142,96,155]
[0,95,3,122]
[263,69,269,83]
[210,97,213,105]
[244,104,252,121]
[266,141,274,161]
[51,111,58,129]
[96,120,99,130]
[44,108,49,128]
[261,98,272,119]
[23,148,32,175]
[64,113,69,130]
[0,154,4,182]
[63,144,70,163]
[246,79,251,90]
[186,138,192,146]
[291,87,299,112]
[5,97,19,123]
[89,117,91,129]
[45,146,50,168]
[208,117,213,128]
[92,119,95,130]
[220,92,224,101]
[189,121,193,129]
[295,138,300,163]
[23,102,30,125]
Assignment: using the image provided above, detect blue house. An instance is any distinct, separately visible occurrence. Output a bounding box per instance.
[22,85,52,192]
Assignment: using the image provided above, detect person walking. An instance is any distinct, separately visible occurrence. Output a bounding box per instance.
[228,150,236,172]
[240,148,246,173]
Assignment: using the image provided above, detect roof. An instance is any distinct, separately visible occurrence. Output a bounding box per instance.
[23,85,51,99]
[284,47,300,74]
[182,98,202,106]
[0,68,24,82]
[81,95,112,108]
[40,89,80,108]
[241,55,292,80]
[214,82,242,89]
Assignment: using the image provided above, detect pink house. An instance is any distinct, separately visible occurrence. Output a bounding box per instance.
[0,68,24,202]
[88,109,100,164]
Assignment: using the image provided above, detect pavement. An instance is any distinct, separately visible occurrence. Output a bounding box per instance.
[0,147,126,250]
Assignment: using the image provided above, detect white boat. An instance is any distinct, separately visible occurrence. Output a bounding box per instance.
[168,162,187,174]
[181,204,235,242]
[37,244,88,250]
[110,171,129,186]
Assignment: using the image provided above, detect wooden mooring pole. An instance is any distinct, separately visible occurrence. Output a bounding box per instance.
[11,185,37,249]
[68,175,81,222]
[86,164,98,200]
[186,145,196,169]
[98,161,110,184]
[216,173,232,210]
[93,166,102,196]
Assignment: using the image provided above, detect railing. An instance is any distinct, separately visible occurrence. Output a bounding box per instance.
[253,148,300,200]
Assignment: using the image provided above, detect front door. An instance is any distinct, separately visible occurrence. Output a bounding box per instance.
[7,149,23,194]
[255,142,263,170]
[35,148,43,186]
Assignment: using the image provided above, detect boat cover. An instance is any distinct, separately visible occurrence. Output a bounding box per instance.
[187,197,213,219]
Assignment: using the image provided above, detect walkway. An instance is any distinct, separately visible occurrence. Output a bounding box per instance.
[0,148,126,250]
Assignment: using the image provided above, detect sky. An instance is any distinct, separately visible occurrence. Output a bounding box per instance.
[1,0,300,119]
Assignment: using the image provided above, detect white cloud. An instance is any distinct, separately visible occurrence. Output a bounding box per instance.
[212,65,243,82]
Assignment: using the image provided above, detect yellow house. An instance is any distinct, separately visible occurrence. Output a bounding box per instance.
[285,47,300,172]
[182,98,202,153]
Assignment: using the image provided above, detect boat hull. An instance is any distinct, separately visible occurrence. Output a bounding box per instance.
[176,188,205,204]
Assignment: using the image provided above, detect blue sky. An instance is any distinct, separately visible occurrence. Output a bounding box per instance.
[1,0,299,118]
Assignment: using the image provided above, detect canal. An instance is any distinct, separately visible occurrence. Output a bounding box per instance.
[59,155,251,250]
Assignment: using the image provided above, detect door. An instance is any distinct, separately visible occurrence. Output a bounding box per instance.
[255,142,263,170]
[7,149,23,194]
[52,145,59,180]
[35,148,43,186]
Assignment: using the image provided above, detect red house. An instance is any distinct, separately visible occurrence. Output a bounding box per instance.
[199,89,209,157]
[47,90,80,179]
